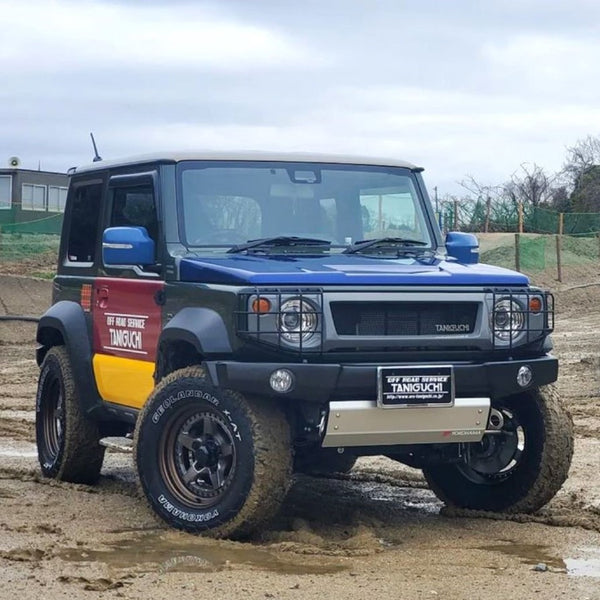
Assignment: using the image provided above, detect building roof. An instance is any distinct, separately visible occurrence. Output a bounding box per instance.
[71,151,421,174]
[0,168,68,177]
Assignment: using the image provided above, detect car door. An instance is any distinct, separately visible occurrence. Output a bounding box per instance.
[91,172,165,410]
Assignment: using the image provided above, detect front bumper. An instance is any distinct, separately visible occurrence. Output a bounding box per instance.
[203,354,558,403]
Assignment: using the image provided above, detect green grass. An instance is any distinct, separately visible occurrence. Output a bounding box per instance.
[0,233,60,263]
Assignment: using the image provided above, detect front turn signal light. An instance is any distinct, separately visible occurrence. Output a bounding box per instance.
[252,297,272,314]
[529,297,542,313]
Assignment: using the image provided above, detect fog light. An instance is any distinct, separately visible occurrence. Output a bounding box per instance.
[517,365,533,388]
[269,369,294,393]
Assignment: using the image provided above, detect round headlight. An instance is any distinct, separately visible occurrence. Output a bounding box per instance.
[279,298,318,343]
[492,298,524,340]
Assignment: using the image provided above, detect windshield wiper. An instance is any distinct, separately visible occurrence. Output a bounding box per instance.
[227,236,332,254]
[343,237,429,255]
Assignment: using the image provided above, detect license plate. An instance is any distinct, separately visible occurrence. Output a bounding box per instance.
[377,365,454,408]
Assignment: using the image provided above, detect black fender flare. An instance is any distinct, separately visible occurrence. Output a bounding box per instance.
[36,301,104,417]
[158,307,233,357]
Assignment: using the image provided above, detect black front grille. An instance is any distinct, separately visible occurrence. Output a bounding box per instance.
[331,302,478,336]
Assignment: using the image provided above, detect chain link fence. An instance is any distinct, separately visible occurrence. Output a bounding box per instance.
[477,232,600,281]
[440,201,600,282]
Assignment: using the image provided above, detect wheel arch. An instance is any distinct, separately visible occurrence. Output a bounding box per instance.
[156,307,232,382]
[36,301,104,417]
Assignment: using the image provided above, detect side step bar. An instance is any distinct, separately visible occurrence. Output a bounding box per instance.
[322,398,490,447]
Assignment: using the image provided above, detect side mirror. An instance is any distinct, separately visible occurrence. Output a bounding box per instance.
[102,227,155,266]
[445,232,479,264]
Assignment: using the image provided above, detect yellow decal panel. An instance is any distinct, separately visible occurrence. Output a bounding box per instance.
[93,354,155,409]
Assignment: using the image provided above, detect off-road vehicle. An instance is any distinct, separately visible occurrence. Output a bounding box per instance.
[35,152,573,537]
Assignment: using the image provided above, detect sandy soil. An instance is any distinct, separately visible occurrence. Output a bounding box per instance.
[1,273,599,600]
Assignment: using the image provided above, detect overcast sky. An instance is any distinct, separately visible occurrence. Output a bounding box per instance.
[2,0,600,194]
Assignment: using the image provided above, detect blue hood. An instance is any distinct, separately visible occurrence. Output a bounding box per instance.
[179,254,529,286]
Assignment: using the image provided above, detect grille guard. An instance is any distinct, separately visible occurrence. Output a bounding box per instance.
[490,289,554,350]
[236,287,555,357]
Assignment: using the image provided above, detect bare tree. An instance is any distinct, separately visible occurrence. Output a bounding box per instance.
[562,135,600,213]
[459,176,501,232]
[503,163,555,208]
[563,135,600,184]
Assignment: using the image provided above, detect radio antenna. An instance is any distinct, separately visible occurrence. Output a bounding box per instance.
[90,132,102,162]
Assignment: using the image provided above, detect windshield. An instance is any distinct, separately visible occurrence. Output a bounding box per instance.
[178,161,433,250]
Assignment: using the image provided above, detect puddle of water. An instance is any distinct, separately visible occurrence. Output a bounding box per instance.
[57,531,346,576]
[345,480,441,514]
[477,543,566,571]
[565,557,600,577]
[565,547,600,578]
[480,543,600,578]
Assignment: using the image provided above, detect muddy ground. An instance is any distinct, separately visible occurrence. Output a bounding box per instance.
[0,271,599,600]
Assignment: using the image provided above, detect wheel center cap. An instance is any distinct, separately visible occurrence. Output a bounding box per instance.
[193,439,220,468]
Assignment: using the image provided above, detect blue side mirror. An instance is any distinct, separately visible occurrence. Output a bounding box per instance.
[445,231,479,264]
[102,227,155,266]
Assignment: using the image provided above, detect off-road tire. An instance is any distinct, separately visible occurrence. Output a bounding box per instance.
[134,366,292,538]
[35,346,105,484]
[294,447,357,475]
[423,385,573,513]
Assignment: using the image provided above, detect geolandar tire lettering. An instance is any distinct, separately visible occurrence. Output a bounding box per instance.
[134,366,292,538]
[151,390,220,424]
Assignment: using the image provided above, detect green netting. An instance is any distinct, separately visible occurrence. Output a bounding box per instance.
[1,213,63,235]
[519,236,547,270]
[525,206,600,235]
[563,212,600,235]
[479,233,600,274]
[526,207,559,234]
[466,205,600,236]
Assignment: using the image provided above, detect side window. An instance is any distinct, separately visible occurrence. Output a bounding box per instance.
[66,182,103,263]
[109,184,158,245]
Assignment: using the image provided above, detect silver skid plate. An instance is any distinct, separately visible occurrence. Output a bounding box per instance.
[322,398,490,447]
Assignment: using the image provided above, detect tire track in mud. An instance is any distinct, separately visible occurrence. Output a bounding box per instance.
[441,504,600,534]
[0,465,139,498]
[0,417,34,442]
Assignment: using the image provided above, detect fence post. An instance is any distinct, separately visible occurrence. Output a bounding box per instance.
[597,232,600,261]
[484,195,491,233]
[556,213,564,283]
[515,233,520,272]
[556,235,562,282]
[518,202,524,233]
[453,199,459,230]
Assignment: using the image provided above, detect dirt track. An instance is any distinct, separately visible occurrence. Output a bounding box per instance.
[1,273,599,599]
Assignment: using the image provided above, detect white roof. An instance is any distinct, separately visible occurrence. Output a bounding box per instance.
[71,150,421,173]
